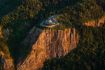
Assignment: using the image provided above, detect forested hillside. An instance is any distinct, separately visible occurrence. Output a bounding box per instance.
[0,0,105,70]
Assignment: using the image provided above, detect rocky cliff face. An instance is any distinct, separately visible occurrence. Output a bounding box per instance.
[17,27,79,70]
[1,16,105,70]
[84,16,105,27]
[0,26,3,38]
[16,16,105,70]
[1,57,14,70]
[0,26,14,70]
[0,42,14,70]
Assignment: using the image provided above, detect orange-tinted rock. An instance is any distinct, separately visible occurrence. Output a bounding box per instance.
[0,51,14,70]
[84,16,105,27]
[17,27,79,70]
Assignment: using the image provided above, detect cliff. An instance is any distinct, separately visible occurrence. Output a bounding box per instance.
[0,40,14,70]
[16,15,105,70]
[17,27,79,70]
[1,15,105,70]
[0,26,3,38]
[84,16,105,27]
[0,0,105,70]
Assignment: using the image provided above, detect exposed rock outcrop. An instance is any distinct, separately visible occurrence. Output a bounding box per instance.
[1,15,105,70]
[17,15,105,70]
[0,26,14,70]
[17,27,79,70]
[84,16,105,27]
[0,26,3,39]
[0,50,14,70]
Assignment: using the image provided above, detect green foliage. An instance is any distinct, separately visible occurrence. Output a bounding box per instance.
[0,0,105,68]
[96,0,105,10]
[0,0,43,63]
[0,0,22,18]
[42,25,105,70]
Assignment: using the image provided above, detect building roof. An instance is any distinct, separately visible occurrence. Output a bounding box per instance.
[40,15,59,28]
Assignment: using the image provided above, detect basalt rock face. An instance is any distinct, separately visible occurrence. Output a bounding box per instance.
[17,27,79,70]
